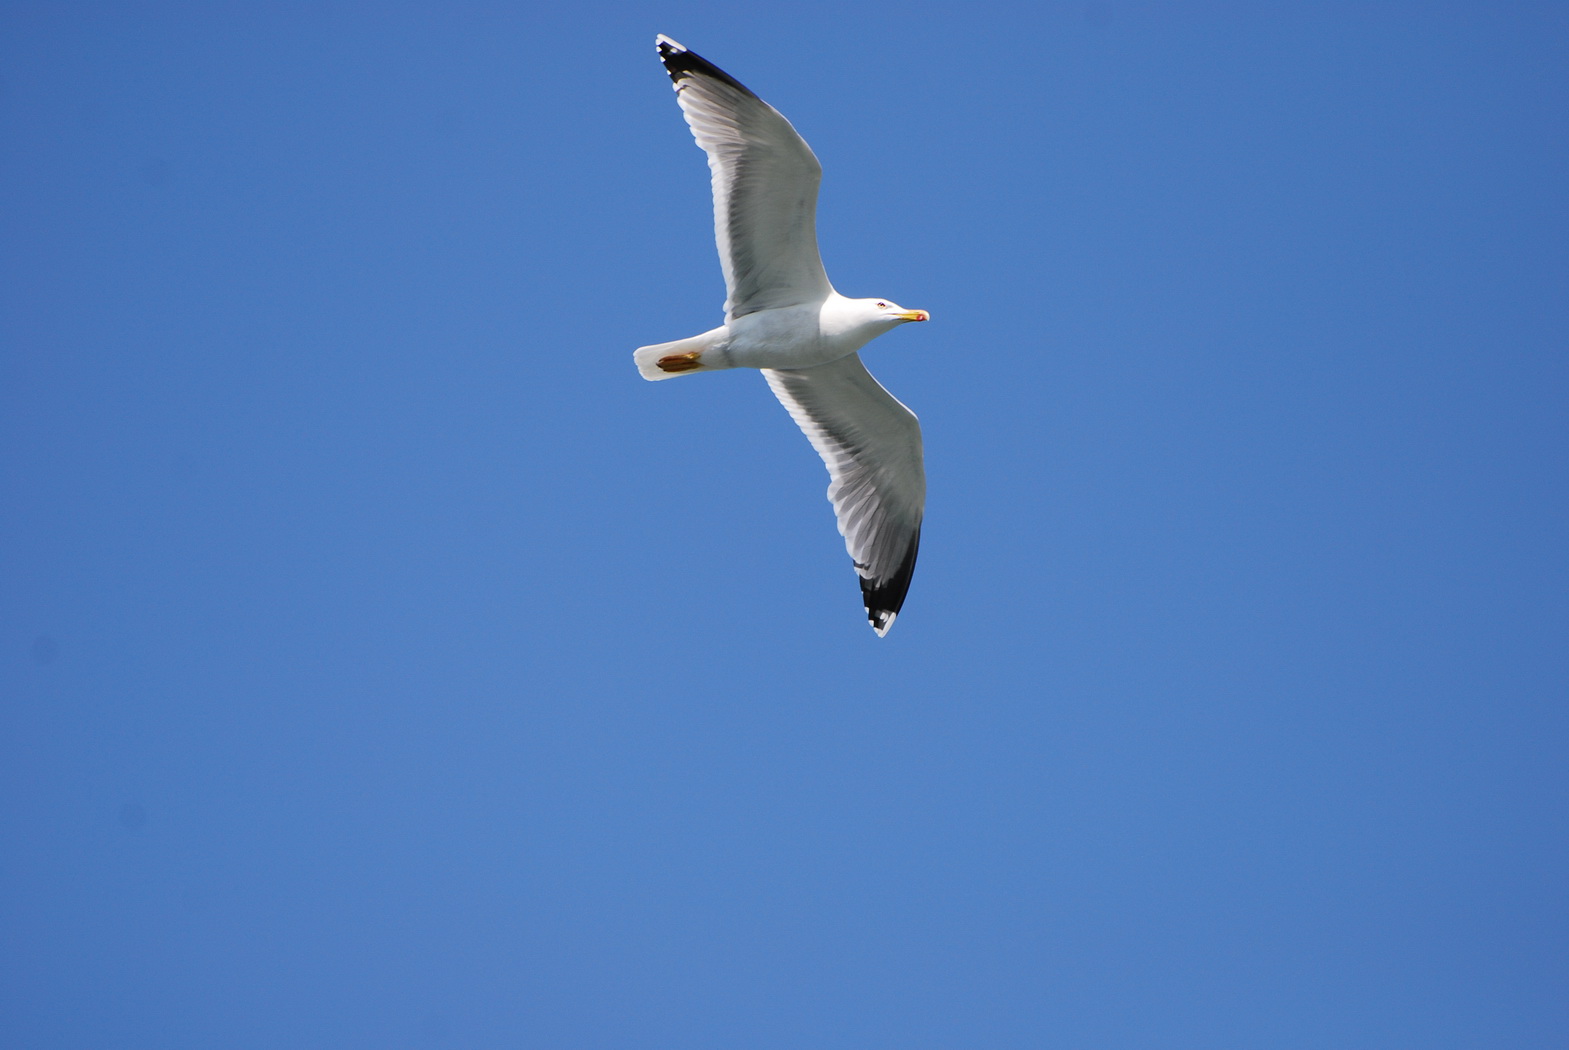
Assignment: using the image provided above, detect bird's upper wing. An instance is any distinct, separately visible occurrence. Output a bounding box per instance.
[764,354,925,635]
[656,35,833,321]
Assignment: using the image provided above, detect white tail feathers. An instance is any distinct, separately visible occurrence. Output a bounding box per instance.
[633,332,723,381]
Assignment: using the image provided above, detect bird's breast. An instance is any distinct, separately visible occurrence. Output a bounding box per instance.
[723,303,856,370]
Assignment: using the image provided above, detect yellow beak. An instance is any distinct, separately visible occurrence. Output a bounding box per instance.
[897,309,930,322]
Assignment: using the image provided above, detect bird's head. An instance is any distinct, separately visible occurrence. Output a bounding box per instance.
[858,298,930,327]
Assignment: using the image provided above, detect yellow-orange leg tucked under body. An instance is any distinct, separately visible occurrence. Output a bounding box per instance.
[657,351,704,373]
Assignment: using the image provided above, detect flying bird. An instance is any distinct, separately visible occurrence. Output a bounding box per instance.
[635,35,929,636]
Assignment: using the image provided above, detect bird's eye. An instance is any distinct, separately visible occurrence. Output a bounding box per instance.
[877,301,888,308]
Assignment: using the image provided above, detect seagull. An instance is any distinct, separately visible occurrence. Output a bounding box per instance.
[635,35,929,636]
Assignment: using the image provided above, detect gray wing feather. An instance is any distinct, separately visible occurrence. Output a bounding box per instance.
[764,355,925,635]
[657,37,833,321]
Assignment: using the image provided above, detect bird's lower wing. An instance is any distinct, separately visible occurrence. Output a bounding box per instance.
[763,354,925,635]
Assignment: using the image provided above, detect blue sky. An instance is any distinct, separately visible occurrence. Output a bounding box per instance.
[3,2,1566,1047]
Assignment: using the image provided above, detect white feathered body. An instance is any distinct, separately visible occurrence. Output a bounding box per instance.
[634,293,904,380]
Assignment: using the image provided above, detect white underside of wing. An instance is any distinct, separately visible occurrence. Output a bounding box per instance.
[657,36,833,321]
[764,354,925,635]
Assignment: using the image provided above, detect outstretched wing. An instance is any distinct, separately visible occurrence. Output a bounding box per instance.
[764,355,925,635]
[656,35,833,321]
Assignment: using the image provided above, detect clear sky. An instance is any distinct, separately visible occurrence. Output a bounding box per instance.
[3,2,1566,1047]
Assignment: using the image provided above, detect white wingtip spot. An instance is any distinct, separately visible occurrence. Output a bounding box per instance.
[871,612,896,637]
[655,34,685,52]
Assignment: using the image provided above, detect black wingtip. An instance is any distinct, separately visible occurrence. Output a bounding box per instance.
[860,526,921,637]
[654,34,757,97]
